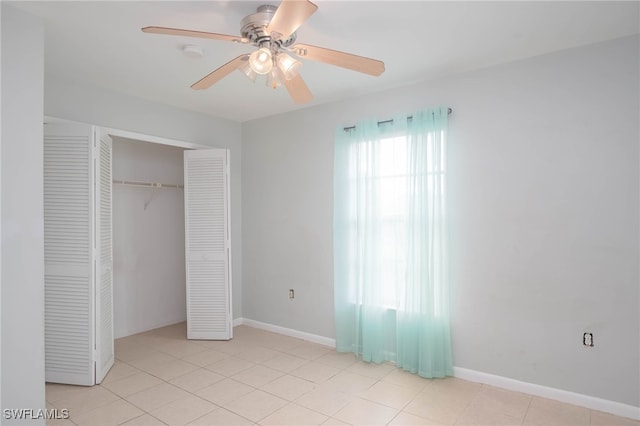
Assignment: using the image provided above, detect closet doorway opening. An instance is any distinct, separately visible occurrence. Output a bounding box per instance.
[112,137,188,338]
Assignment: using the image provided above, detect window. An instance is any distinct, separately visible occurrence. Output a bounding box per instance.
[334,108,453,377]
[344,129,446,312]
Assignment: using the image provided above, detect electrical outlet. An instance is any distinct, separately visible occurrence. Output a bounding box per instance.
[583,332,594,347]
[289,289,295,300]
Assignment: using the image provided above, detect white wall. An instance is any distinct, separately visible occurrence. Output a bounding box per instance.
[1,1,4,412]
[112,137,186,338]
[45,76,244,319]
[241,35,639,407]
[1,5,45,423]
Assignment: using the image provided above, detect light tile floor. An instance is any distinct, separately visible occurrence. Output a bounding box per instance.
[45,323,639,426]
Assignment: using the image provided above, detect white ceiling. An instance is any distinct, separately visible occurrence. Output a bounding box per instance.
[12,1,640,122]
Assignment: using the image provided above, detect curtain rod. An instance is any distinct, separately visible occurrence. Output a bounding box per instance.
[343,107,453,132]
[113,179,184,189]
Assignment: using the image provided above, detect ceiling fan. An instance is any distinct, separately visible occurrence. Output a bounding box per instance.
[142,0,385,104]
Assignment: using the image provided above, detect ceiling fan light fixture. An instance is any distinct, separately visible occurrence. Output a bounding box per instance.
[249,47,273,75]
[239,61,257,82]
[277,52,302,80]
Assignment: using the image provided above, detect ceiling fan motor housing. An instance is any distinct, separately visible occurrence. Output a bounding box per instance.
[240,4,297,48]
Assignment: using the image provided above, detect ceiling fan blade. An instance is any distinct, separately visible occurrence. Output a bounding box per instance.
[191,55,249,90]
[267,0,318,41]
[283,74,313,104]
[291,44,385,76]
[142,26,248,44]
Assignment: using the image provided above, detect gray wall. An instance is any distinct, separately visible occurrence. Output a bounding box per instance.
[241,36,639,406]
[1,5,46,423]
[112,138,187,338]
[45,76,244,320]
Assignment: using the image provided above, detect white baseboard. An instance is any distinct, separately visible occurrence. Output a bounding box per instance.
[116,317,187,339]
[231,317,639,421]
[454,367,640,421]
[232,317,336,348]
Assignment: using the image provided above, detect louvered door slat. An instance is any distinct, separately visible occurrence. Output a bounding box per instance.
[44,123,94,385]
[184,149,231,340]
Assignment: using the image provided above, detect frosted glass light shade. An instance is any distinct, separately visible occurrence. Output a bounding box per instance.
[277,52,301,80]
[249,47,273,75]
[239,61,257,82]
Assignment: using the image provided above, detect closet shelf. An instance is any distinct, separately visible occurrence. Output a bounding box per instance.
[113,179,183,189]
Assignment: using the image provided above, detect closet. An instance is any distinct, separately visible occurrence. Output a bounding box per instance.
[43,122,232,386]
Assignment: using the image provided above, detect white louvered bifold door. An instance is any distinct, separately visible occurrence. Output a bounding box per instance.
[95,129,114,383]
[184,149,232,340]
[44,123,95,385]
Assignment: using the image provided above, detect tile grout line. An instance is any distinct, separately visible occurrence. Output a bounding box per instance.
[520,393,534,426]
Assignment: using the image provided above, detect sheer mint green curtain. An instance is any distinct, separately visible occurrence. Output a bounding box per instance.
[333,107,453,378]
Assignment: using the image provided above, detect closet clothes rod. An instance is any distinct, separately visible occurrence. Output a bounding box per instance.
[343,107,453,132]
[113,179,184,189]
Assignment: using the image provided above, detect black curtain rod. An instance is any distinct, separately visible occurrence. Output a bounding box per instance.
[343,107,453,132]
